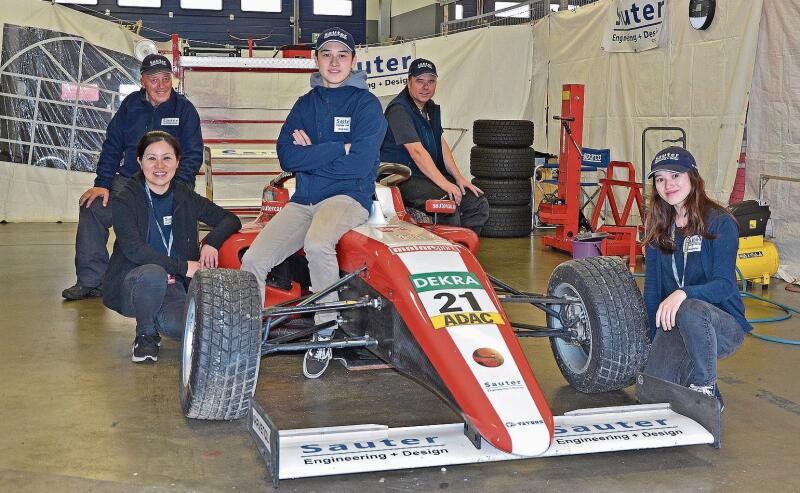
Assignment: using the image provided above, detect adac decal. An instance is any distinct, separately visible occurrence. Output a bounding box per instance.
[472,347,504,367]
[409,271,482,293]
[430,311,502,329]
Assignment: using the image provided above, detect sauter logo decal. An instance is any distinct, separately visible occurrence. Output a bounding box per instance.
[472,347,504,367]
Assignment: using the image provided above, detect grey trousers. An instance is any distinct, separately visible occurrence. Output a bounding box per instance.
[398,175,490,235]
[240,195,368,336]
[74,175,131,288]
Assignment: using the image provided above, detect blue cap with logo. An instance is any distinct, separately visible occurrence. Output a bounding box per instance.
[408,58,437,78]
[648,146,698,178]
[315,27,356,53]
[140,54,172,76]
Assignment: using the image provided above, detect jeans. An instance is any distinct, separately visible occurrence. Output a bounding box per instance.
[644,298,745,387]
[120,264,186,340]
[398,175,490,235]
[74,175,131,288]
[240,195,368,337]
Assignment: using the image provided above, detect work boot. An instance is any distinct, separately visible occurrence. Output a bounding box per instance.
[62,283,102,300]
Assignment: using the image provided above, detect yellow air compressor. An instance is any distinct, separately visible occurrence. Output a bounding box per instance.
[729,200,779,287]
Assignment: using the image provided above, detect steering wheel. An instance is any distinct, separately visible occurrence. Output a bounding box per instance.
[376,162,412,187]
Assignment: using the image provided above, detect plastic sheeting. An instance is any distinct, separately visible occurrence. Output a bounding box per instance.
[745,1,800,279]
[0,0,142,222]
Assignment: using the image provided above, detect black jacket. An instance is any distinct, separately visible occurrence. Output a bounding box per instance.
[103,172,241,313]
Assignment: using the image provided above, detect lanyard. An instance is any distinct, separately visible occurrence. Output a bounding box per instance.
[670,224,688,288]
[144,184,173,257]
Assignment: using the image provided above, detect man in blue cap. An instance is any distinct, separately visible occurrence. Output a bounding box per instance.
[62,54,203,300]
[380,58,489,234]
[241,27,387,379]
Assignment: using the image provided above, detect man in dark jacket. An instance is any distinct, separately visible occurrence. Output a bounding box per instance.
[240,27,387,379]
[380,58,489,234]
[62,54,204,300]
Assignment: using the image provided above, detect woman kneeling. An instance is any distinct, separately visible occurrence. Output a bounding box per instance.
[103,131,241,363]
[643,146,751,409]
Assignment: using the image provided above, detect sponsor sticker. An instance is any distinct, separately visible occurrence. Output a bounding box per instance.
[161,117,179,126]
[334,116,351,132]
[410,272,481,292]
[389,244,458,254]
[472,347,504,367]
[430,311,503,330]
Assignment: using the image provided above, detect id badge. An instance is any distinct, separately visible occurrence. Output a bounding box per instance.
[167,274,176,285]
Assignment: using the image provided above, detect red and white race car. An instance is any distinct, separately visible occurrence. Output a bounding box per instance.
[178,164,721,485]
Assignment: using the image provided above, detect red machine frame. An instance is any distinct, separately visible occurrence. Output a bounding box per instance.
[538,84,644,267]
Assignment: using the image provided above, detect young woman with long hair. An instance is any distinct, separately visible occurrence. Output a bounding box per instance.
[642,146,751,408]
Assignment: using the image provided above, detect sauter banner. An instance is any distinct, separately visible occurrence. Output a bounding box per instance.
[602,0,667,53]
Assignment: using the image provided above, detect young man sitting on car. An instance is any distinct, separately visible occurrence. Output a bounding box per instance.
[240,28,387,379]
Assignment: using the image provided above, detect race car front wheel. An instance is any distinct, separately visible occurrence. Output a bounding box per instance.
[180,268,263,419]
[547,256,649,393]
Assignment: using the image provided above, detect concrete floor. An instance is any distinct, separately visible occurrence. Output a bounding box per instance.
[1,222,799,492]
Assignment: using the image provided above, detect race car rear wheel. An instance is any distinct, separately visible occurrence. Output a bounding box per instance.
[547,256,648,393]
[180,268,263,420]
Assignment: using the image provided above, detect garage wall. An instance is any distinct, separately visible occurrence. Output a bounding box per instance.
[745,1,800,278]
[531,0,763,209]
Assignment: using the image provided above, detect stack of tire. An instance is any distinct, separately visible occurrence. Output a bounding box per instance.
[470,119,535,237]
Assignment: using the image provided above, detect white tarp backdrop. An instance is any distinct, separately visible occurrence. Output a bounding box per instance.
[746,0,800,279]
[0,0,142,222]
[0,0,766,224]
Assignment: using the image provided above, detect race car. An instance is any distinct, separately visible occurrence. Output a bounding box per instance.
[178,163,656,460]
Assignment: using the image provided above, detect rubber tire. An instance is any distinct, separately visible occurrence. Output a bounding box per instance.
[472,178,531,206]
[470,146,536,179]
[480,204,532,237]
[473,119,534,148]
[547,257,649,393]
[180,268,263,420]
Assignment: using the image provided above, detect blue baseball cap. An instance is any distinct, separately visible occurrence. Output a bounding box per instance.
[408,58,437,78]
[315,27,355,53]
[648,146,698,178]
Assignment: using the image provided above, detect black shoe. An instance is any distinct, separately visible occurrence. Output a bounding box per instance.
[303,334,332,379]
[132,335,159,363]
[62,283,102,300]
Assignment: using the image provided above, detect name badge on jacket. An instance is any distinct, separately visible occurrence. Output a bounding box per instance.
[685,235,702,253]
[334,117,351,132]
[161,118,180,126]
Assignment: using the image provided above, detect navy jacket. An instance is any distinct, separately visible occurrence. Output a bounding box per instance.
[277,71,387,211]
[380,87,448,178]
[103,173,240,314]
[644,211,752,341]
[95,89,203,189]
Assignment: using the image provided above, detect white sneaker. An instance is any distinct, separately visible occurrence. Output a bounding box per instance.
[689,383,715,397]
[303,334,332,379]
